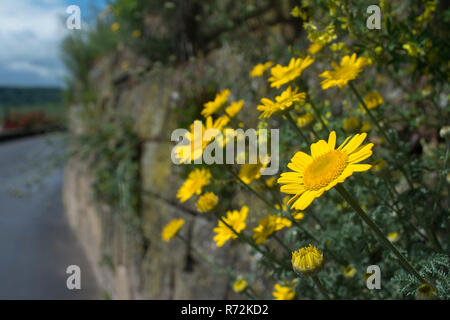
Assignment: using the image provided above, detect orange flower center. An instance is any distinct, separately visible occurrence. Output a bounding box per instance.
[303,150,348,190]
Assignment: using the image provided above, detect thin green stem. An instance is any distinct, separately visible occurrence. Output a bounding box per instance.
[273,234,291,255]
[307,210,325,229]
[349,82,388,142]
[285,112,311,144]
[335,184,427,284]
[349,82,415,190]
[246,286,262,299]
[311,275,331,299]
[308,99,330,135]
[309,125,321,139]
[214,212,290,270]
[432,145,448,217]
[243,291,256,300]
[226,166,275,209]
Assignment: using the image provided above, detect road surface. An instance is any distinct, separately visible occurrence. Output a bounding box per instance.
[0,134,100,299]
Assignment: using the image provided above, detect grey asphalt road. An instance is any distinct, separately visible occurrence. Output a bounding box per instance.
[0,134,100,299]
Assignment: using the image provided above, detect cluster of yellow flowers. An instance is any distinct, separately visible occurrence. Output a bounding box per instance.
[162,50,380,297]
[252,214,292,245]
[158,2,440,298]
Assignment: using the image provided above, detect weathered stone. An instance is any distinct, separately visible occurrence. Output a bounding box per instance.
[63,46,269,300]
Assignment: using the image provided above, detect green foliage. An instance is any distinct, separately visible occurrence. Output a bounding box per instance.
[75,117,141,230]
[393,254,450,299]
[169,0,449,299]
[0,87,62,106]
[109,0,295,62]
[61,18,118,104]
[0,87,66,124]
[64,0,449,299]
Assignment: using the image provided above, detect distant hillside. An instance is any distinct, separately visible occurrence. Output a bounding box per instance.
[0,87,63,107]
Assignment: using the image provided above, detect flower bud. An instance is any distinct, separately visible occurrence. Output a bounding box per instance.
[291,244,323,276]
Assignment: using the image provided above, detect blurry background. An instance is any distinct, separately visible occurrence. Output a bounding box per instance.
[0,0,107,299]
[57,0,299,300]
[0,0,297,299]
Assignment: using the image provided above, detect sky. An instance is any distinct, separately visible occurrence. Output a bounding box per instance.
[0,0,108,88]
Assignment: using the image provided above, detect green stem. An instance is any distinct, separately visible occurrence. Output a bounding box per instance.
[226,166,275,210]
[308,98,330,135]
[308,210,325,229]
[246,286,261,299]
[243,291,256,300]
[285,112,311,144]
[311,275,331,299]
[349,82,415,191]
[309,125,321,139]
[349,82,388,142]
[214,212,290,270]
[273,234,291,255]
[335,184,427,284]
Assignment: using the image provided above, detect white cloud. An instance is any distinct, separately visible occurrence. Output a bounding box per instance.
[9,61,53,78]
[0,0,69,86]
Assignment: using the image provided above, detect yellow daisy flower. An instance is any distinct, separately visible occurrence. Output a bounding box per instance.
[278,131,374,210]
[344,266,357,278]
[362,92,384,110]
[291,244,323,275]
[297,112,315,127]
[201,89,230,118]
[265,176,276,188]
[233,279,248,293]
[174,117,228,164]
[308,43,324,55]
[225,100,244,118]
[132,29,141,38]
[177,168,211,203]
[196,192,218,213]
[111,22,120,32]
[292,211,305,220]
[319,53,367,90]
[361,121,371,132]
[238,160,268,184]
[343,117,362,132]
[273,284,296,300]
[257,86,306,118]
[213,206,248,247]
[161,219,185,242]
[268,56,314,88]
[250,62,273,77]
[387,232,400,243]
[252,214,292,245]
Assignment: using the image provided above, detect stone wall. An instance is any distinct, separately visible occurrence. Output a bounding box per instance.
[62,48,262,299]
